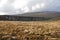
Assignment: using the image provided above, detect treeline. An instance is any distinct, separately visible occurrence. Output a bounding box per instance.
[0,15,52,21]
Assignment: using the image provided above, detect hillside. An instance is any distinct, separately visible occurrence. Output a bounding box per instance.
[0,11,60,21]
[17,11,60,18]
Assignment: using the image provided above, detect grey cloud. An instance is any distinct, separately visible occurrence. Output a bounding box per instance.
[0,0,60,15]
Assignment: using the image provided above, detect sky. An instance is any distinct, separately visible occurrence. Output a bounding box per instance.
[0,0,60,15]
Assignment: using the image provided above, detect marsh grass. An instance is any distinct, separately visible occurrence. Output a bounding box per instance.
[0,20,60,40]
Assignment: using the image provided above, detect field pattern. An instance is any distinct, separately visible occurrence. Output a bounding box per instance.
[0,20,60,40]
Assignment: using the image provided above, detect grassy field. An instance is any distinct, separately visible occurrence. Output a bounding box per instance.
[0,20,60,40]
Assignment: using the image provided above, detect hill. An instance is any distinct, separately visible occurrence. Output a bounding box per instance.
[17,11,60,17]
[0,11,60,21]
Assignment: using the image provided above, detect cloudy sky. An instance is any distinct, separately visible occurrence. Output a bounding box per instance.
[0,0,60,15]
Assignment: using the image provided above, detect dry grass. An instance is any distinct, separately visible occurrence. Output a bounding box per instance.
[0,20,60,40]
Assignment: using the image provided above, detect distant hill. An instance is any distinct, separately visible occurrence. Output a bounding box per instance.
[17,11,60,18]
[0,11,60,21]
